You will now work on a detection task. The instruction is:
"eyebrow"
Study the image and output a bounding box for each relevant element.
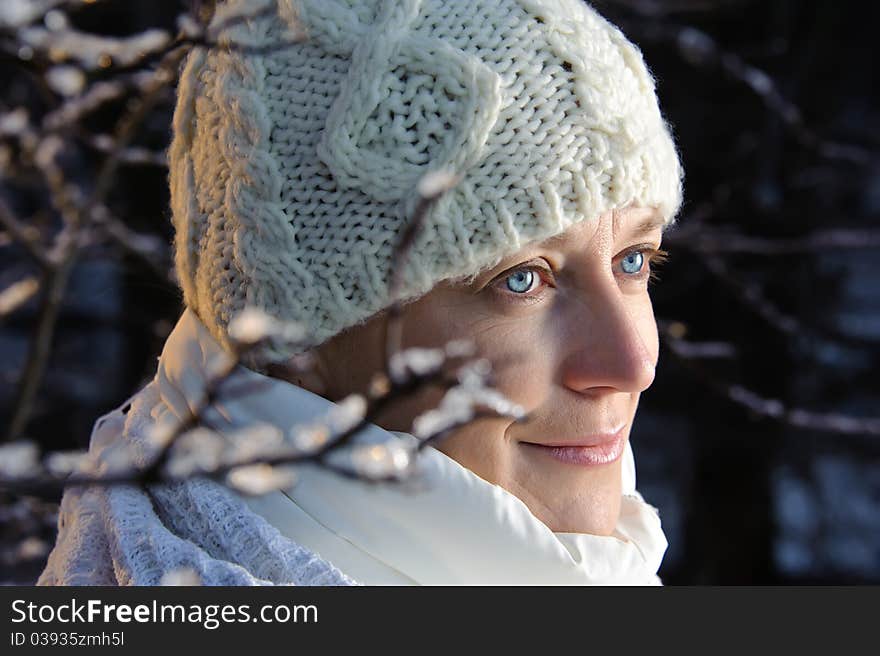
[541,212,666,248]
[628,215,667,239]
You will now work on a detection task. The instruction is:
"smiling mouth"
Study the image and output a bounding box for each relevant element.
[520,426,627,466]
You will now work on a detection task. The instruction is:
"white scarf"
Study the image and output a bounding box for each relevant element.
[158,309,669,585]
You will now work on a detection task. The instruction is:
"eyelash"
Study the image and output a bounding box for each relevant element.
[492,247,670,302]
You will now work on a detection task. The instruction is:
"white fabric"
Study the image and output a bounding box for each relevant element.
[39,307,667,585]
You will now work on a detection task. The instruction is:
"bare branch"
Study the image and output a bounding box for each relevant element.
[0,330,524,496]
[90,205,174,282]
[611,12,877,166]
[659,321,880,436]
[666,224,880,255]
[0,195,51,269]
[383,170,461,367]
[84,134,167,167]
[4,45,187,441]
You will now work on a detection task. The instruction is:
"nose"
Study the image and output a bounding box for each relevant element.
[559,285,657,396]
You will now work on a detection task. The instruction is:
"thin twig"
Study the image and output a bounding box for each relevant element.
[666,225,880,255]
[659,322,880,437]
[0,196,51,269]
[4,48,187,441]
[383,173,461,367]
[0,349,480,496]
[91,206,174,283]
[614,15,877,166]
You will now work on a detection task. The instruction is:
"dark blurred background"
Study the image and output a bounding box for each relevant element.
[1,0,878,584]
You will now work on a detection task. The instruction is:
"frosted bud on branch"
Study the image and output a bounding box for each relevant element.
[289,424,331,454]
[0,108,29,137]
[226,464,298,496]
[146,420,177,451]
[467,387,526,422]
[457,357,492,386]
[164,428,226,478]
[228,307,275,344]
[159,567,202,586]
[350,442,413,479]
[17,537,49,561]
[411,359,526,440]
[176,14,201,39]
[389,346,446,384]
[228,306,306,346]
[44,450,88,476]
[0,441,40,479]
[324,394,367,433]
[0,0,57,29]
[21,25,171,69]
[222,423,284,465]
[417,169,461,199]
[43,9,66,31]
[676,27,716,65]
[288,394,366,454]
[443,338,476,359]
[96,442,138,475]
[0,277,39,316]
[34,135,63,170]
[412,387,474,440]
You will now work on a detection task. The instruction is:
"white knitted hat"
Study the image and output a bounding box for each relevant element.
[169,0,684,362]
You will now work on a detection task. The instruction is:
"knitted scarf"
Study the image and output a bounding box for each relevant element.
[38,308,667,585]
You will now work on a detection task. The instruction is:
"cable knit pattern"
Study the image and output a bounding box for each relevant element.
[169,0,684,362]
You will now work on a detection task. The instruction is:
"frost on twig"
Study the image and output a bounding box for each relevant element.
[349,442,413,479]
[228,306,308,347]
[0,276,39,317]
[411,358,526,445]
[0,0,63,30]
[226,464,298,496]
[162,428,226,478]
[159,567,202,586]
[416,169,461,200]
[0,441,41,479]
[0,108,29,137]
[43,450,88,477]
[19,22,172,69]
[44,65,85,97]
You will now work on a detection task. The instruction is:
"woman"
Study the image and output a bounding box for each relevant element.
[39,0,683,585]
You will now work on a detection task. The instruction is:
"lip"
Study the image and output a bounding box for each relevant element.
[520,425,627,467]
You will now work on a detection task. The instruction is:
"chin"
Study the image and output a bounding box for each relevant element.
[534,474,624,535]
[548,500,622,535]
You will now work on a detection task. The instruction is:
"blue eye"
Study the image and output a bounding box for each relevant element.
[620,251,644,275]
[506,269,536,293]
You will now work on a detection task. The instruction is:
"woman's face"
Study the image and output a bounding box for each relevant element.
[306,205,666,535]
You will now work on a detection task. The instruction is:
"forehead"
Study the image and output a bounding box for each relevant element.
[539,206,665,249]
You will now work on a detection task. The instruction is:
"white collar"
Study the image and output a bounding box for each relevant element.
[156,308,668,585]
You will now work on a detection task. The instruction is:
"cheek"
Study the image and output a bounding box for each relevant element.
[476,324,555,410]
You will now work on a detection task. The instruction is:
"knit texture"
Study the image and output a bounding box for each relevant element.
[170,0,684,361]
[37,379,357,586]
